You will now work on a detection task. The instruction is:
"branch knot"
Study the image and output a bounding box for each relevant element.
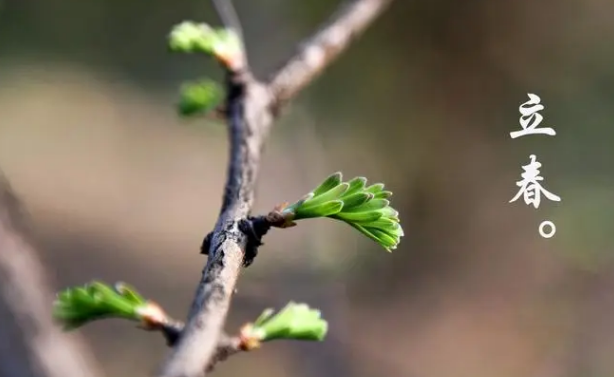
[201,216,273,267]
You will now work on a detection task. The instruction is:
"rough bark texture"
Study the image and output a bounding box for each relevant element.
[159,72,274,377]
[160,1,393,376]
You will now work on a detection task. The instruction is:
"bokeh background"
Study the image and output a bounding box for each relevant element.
[1,0,614,377]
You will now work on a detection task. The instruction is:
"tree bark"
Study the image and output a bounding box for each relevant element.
[160,1,393,375]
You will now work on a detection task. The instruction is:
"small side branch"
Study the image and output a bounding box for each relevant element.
[268,0,392,107]
[211,0,246,57]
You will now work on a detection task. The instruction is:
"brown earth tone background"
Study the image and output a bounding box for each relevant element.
[1,1,614,377]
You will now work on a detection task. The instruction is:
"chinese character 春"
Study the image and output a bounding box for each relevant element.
[510,93,556,139]
[510,154,561,208]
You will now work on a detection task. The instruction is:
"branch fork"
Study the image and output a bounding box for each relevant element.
[50,1,395,376]
[163,3,394,375]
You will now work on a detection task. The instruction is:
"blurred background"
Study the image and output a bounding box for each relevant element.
[1,0,614,376]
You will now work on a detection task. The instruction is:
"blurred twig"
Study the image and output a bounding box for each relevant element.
[268,0,393,109]
[0,174,103,377]
[211,0,246,59]
[159,0,393,376]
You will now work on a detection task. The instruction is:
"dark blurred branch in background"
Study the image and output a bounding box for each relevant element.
[0,175,103,377]
[160,0,392,376]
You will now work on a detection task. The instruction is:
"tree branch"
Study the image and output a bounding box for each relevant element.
[159,1,392,376]
[0,175,103,377]
[268,0,392,107]
[159,69,274,377]
[159,321,243,373]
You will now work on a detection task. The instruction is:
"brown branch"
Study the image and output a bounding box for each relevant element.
[159,68,274,377]
[0,175,103,377]
[159,1,392,376]
[159,321,244,373]
[268,0,393,108]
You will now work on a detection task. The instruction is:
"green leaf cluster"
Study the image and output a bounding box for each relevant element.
[53,281,147,330]
[177,79,224,116]
[282,172,403,251]
[168,21,240,57]
[248,302,328,342]
[168,21,240,117]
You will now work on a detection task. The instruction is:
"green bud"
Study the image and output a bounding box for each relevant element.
[177,79,224,117]
[53,281,149,330]
[168,22,217,54]
[168,21,242,65]
[247,302,328,342]
[282,172,404,251]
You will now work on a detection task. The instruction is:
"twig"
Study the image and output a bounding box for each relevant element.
[0,175,104,377]
[211,0,246,57]
[268,0,393,108]
[159,68,274,377]
[159,320,243,373]
[159,1,393,375]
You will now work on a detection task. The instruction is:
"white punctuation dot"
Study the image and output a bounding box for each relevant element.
[539,220,556,238]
